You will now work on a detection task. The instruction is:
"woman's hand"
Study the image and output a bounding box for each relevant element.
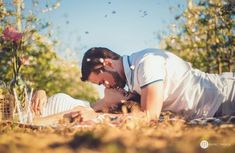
[64,106,97,122]
[31,90,47,116]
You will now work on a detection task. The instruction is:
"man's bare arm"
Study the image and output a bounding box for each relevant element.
[141,81,164,121]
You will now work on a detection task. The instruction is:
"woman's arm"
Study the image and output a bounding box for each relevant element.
[31,90,47,116]
[33,106,146,126]
[32,106,97,126]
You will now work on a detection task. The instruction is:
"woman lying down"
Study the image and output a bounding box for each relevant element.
[32,88,142,126]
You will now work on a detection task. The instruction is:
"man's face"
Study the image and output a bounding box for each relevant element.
[88,69,126,89]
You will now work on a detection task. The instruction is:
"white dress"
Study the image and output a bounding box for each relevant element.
[41,93,90,117]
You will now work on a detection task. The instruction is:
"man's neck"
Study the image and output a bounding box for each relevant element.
[112,57,126,82]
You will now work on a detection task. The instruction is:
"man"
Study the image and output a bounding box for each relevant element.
[81,47,235,120]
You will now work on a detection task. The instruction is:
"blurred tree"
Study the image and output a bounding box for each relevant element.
[0,0,99,102]
[161,0,234,73]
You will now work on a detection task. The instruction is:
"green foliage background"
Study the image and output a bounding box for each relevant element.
[0,0,99,102]
[161,0,234,73]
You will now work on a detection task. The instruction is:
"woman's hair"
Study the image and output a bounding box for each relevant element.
[109,92,141,114]
[81,47,121,81]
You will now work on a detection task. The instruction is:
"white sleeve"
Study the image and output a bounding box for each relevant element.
[137,55,165,88]
[42,93,90,116]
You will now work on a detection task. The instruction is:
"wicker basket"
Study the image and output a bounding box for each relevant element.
[0,94,14,121]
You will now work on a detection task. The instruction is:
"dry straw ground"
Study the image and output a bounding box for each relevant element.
[0,115,235,153]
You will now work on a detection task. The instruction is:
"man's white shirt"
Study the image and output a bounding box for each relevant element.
[123,48,233,119]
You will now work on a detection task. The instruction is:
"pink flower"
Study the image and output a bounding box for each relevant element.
[2,27,23,42]
[20,56,30,66]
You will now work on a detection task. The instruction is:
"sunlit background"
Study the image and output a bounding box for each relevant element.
[24,0,185,58]
[22,0,186,96]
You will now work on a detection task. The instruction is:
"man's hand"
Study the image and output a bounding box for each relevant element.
[31,90,47,116]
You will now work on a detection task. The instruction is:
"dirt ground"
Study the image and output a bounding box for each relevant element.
[0,117,235,153]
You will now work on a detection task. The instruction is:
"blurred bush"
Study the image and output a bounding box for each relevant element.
[0,0,99,102]
[161,0,234,73]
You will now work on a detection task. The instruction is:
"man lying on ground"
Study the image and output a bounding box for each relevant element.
[80,47,235,121]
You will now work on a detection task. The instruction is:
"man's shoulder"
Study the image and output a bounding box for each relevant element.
[131,48,164,55]
[129,48,168,64]
[131,48,169,58]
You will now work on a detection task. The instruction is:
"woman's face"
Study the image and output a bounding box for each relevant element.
[88,70,125,89]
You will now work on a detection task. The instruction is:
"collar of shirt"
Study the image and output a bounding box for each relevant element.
[122,55,134,92]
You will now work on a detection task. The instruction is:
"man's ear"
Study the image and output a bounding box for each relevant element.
[103,58,113,67]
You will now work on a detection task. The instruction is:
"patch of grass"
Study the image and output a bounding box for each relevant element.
[0,119,235,153]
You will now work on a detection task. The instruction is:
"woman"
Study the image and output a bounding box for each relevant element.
[31,88,141,125]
